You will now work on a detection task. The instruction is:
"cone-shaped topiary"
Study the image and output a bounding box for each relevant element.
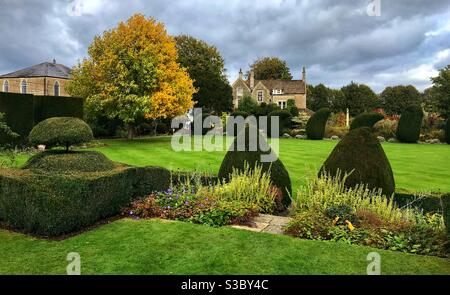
[29,117,93,151]
[445,120,450,144]
[23,150,116,173]
[218,126,292,208]
[320,127,395,197]
[306,108,331,140]
[350,112,384,131]
[396,105,424,143]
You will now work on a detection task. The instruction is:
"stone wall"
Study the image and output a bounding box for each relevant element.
[0,77,70,97]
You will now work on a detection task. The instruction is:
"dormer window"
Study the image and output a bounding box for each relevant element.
[273,89,283,95]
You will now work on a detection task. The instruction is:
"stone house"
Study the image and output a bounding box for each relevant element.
[231,67,307,110]
[0,60,71,97]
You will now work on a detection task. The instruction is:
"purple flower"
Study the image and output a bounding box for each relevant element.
[129,211,134,215]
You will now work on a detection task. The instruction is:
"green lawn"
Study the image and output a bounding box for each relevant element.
[1,219,449,275]
[89,137,450,193]
[6,137,450,193]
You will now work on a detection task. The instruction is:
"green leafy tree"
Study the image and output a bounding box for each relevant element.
[340,82,378,116]
[380,85,421,115]
[67,14,196,139]
[307,84,332,111]
[237,95,258,114]
[422,87,440,113]
[175,35,232,114]
[247,57,293,80]
[431,65,450,118]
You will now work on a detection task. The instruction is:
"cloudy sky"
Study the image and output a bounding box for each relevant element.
[1,0,449,92]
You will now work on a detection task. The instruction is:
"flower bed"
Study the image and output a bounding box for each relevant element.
[286,172,449,257]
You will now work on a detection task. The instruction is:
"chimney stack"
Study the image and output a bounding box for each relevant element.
[250,70,255,89]
[302,66,306,82]
[239,68,243,80]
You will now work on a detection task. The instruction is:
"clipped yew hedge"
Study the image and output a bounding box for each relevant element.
[218,127,292,207]
[441,194,450,235]
[306,108,331,140]
[350,112,384,131]
[0,154,170,236]
[320,127,395,197]
[29,117,93,150]
[396,105,424,143]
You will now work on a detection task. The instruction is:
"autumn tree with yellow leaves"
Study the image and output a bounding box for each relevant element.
[67,14,196,138]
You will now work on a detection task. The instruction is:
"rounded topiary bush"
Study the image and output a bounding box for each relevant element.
[29,117,93,151]
[445,120,450,144]
[23,150,117,173]
[218,127,292,207]
[306,108,331,140]
[320,127,395,197]
[396,106,424,143]
[350,112,384,131]
[268,110,292,137]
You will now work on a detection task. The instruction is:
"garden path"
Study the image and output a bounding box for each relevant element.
[230,214,292,235]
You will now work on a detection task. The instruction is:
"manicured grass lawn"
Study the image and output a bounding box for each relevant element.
[5,136,450,193]
[92,137,450,193]
[1,219,449,275]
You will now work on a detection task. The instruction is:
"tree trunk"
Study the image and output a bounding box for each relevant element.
[127,124,134,139]
[153,119,158,136]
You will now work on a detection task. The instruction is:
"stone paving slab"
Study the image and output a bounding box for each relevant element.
[230,214,292,235]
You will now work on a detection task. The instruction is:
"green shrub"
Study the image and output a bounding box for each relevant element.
[320,127,395,197]
[268,110,292,137]
[374,119,398,139]
[393,191,443,214]
[23,151,116,172]
[201,164,278,213]
[441,194,450,235]
[293,171,408,223]
[231,111,249,118]
[0,165,170,236]
[350,112,384,130]
[306,108,331,140]
[218,127,292,207]
[445,120,450,144]
[29,117,93,151]
[396,105,424,143]
[286,99,299,117]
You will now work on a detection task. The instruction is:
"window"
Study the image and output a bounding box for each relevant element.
[273,89,283,95]
[3,80,9,92]
[54,81,60,96]
[237,87,243,98]
[21,80,27,94]
[277,101,287,109]
[257,90,263,102]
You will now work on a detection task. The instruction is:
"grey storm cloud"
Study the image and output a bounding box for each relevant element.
[1,0,450,92]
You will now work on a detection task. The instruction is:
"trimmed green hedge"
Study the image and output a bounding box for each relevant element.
[218,127,292,207]
[0,93,34,144]
[320,127,395,197]
[396,105,424,143]
[441,194,450,235]
[29,117,93,150]
[23,151,117,173]
[393,192,443,214]
[350,112,384,131]
[445,120,450,145]
[306,108,331,140]
[0,165,170,236]
[268,110,292,137]
[0,93,83,144]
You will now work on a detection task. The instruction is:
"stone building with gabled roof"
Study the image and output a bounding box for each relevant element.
[0,60,71,97]
[231,67,307,110]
